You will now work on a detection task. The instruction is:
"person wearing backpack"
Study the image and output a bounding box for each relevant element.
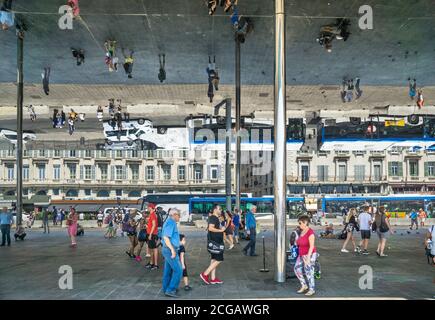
[425,225,435,265]
[372,206,393,257]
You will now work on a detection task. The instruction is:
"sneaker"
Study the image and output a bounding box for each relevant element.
[305,289,315,296]
[242,249,248,256]
[135,256,142,262]
[250,253,258,257]
[184,285,192,291]
[151,265,159,270]
[380,253,388,257]
[362,250,369,255]
[297,285,308,294]
[164,291,179,298]
[145,254,151,258]
[145,263,153,269]
[200,273,210,285]
[210,278,223,285]
[228,244,234,250]
[341,249,349,253]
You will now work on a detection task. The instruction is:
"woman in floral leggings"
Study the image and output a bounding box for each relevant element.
[294,215,318,296]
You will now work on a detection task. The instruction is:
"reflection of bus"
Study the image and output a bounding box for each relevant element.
[138,193,250,222]
[321,195,435,218]
[189,196,306,219]
[320,116,435,151]
[187,116,305,145]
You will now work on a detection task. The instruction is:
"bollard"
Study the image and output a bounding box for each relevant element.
[259,236,269,272]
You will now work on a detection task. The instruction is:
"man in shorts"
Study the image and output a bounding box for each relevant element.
[357,205,372,255]
[145,203,159,270]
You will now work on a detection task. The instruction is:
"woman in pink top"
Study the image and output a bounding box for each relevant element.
[67,207,79,247]
[67,0,80,18]
[294,215,317,296]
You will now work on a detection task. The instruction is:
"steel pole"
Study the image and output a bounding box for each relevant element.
[16,30,24,226]
[235,36,241,212]
[274,0,287,283]
[225,98,232,212]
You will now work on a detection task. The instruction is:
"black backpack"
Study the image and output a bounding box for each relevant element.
[157,210,167,228]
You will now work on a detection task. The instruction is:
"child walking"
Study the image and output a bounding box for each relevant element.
[179,234,192,291]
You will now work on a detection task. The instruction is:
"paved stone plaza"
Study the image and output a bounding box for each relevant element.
[0,226,433,300]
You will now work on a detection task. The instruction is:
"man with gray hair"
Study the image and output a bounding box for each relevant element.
[161,208,182,298]
[243,204,258,256]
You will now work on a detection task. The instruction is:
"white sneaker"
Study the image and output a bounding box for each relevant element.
[341,249,349,253]
[297,286,308,294]
[145,254,151,258]
[305,289,315,296]
[228,244,234,250]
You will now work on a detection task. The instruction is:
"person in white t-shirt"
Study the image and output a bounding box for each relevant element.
[357,205,373,255]
[97,211,104,227]
[425,225,435,265]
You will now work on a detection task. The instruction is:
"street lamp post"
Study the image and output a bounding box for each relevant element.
[235,33,241,212]
[16,28,25,226]
[274,0,287,283]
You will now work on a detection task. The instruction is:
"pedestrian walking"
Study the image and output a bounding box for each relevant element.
[145,204,160,270]
[425,225,435,265]
[242,204,257,256]
[61,111,66,127]
[162,208,183,298]
[408,78,417,101]
[104,40,117,72]
[179,234,192,291]
[104,213,114,238]
[417,89,424,109]
[66,207,79,248]
[123,209,138,259]
[41,67,50,95]
[206,56,219,103]
[68,117,75,135]
[200,205,225,285]
[355,77,363,99]
[135,211,148,262]
[373,206,393,257]
[27,105,36,121]
[232,209,240,244]
[223,210,234,250]
[52,206,58,225]
[294,215,318,296]
[0,0,14,31]
[419,208,427,227]
[341,208,359,253]
[0,207,13,246]
[357,205,372,255]
[158,54,166,83]
[410,209,419,230]
[122,48,134,78]
[60,209,65,227]
[71,48,85,66]
[41,208,50,234]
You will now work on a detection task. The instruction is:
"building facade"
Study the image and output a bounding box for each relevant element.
[0,148,227,200]
[242,149,435,197]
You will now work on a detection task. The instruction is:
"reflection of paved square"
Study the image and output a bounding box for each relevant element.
[0,227,433,299]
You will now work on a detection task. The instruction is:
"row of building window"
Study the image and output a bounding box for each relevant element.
[298,162,435,182]
[3,164,221,182]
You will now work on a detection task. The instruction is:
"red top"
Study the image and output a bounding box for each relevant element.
[296,228,317,256]
[146,211,158,235]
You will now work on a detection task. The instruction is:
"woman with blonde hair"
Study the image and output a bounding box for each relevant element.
[341,208,359,253]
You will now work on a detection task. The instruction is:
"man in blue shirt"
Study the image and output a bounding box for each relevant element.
[0,207,13,246]
[243,204,258,256]
[410,209,418,230]
[0,0,14,31]
[161,208,182,298]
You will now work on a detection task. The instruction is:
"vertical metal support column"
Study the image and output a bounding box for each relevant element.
[225,98,232,212]
[274,0,287,283]
[16,30,24,226]
[235,36,241,212]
